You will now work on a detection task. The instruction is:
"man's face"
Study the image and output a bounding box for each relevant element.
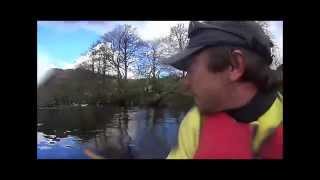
[183,49,233,115]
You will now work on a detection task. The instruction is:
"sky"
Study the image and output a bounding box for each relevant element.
[37,21,283,83]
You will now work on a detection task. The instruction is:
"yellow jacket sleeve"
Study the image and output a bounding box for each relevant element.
[167,106,201,159]
[252,97,283,154]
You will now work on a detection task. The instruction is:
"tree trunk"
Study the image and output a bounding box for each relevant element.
[152,52,156,80]
[91,61,95,73]
[98,58,101,74]
[102,57,107,84]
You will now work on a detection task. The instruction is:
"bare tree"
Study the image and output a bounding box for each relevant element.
[145,39,163,80]
[120,25,145,80]
[76,61,91,71]
[169,24,189,52]
[77,40,115,84]
[167,24,189,77]
[100,24,145,101]
[83,40,103,73]
[256,21,282,69]
[135,37,178,79]
[93,43,114,84]
[102,27,124,86]
[102,24,145,80]
[98,44,112,78]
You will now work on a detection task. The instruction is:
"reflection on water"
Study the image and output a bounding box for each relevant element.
[37,106,188,159]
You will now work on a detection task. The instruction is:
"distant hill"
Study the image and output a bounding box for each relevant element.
[37,68,117,107]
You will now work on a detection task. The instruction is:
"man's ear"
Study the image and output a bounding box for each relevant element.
[228,49,246,81]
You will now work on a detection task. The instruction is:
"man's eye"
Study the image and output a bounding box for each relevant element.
[186,70,192,77]
[187,66,194,75]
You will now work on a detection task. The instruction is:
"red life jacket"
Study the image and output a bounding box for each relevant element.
[193,112,283,159]
[258,124,283,159]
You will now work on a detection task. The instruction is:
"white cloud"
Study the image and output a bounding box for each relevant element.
[59,42,106,70]
[38,21,190,41]
[127,70,135,79]
[38,21,81,33]
[37,51,57,84]
[37,48,76,84]
[268,21,283,58]
[38,21,282,49]
[133,21,189,40]
[62,54,90,69]
[77,21,119,35]
[38,21,118,35]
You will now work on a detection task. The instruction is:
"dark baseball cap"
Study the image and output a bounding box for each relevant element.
[160,21,274,71]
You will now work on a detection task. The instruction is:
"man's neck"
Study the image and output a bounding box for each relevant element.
[224,83,258,111]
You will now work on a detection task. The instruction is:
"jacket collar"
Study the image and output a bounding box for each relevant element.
[226,88,278,123]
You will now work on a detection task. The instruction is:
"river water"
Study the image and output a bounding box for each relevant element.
[37,105,189,159]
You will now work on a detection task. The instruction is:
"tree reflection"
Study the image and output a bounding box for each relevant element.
[38,106,186,159]
[84,106,133,158]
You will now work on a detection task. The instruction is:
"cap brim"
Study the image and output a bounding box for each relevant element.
[160,46,204,71]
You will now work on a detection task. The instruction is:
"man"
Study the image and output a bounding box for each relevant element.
[161,21,283,159]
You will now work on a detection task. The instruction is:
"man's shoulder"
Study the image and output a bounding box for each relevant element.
[180,106,201,131]
[166,106,201,159]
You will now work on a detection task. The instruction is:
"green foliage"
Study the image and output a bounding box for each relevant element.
[38,69,193,108]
